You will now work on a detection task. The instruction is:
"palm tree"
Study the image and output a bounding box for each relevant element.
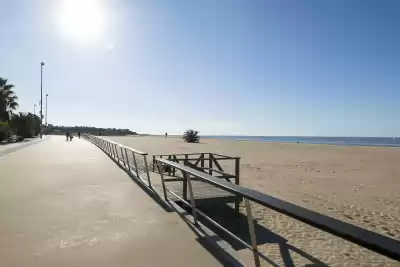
[0,77,19,121]
[182,129,200,143]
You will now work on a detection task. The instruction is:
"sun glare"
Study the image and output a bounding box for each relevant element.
[58,0,105,43]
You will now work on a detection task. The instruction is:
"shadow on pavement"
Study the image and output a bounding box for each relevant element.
[184,203,329,267]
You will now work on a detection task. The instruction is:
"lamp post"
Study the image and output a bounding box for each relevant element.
[34,104,36,116]
[45,94,48,125]
[40,61,45,139]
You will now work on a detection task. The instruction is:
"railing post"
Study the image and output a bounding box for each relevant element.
[183,176,188,201]
[235,157,241,213]
[113,144,117,158]
[110,143,114,157]
[172,156,176,177]
[183,155,189,200]
[143,155,152,188]
[120,146,126,167]
[209,153,213,175]
[152,156,155,172]
[245,199,261,267]
[115,144,119,159]
[184,171,198,225]
[156,161,168,200]
[124,148,131,171]
[168,156,172,176]
[132,151,140,179]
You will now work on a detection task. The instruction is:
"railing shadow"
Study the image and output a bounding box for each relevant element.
[186,203,329,267]
[168,203,245,267]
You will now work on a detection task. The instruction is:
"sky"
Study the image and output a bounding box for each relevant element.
[0,0,399,136]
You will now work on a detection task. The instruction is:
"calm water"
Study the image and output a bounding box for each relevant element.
[201,136,400,147]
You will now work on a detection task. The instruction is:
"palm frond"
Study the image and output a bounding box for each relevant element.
[8,102,19,110]
[0,77,8,87]
[3,84,15,91]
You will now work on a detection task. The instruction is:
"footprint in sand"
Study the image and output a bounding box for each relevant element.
[344,214,354,220]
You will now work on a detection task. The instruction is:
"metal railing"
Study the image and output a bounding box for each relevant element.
[155,158,400,266]
[83,134,152,187]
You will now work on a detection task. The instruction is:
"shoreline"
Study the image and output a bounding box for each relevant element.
[144,134,400,148]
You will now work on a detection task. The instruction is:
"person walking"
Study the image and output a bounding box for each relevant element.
[78,132,81,139]
[66,132,69,141]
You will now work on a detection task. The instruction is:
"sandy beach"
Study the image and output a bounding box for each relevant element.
[107,135,400,266]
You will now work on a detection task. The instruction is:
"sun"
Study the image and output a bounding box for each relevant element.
[58,0,105,43]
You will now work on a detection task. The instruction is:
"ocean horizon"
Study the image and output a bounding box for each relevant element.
[200,135,400,147]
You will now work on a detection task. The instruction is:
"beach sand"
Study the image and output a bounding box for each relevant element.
[107,135,400,266]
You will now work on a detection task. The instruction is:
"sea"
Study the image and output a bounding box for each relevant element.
[201,136,400,147]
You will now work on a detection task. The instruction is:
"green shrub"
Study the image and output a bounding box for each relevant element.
[9,113,40,138]
[0,121,9,141]
[182,129,200,143]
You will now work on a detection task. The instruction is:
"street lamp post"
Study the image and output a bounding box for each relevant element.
[40,62,45,139]
[34,104,36,116]
[45,94,48,125]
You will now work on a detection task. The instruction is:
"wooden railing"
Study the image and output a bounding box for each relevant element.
[153,152,241,210]
[155,158,400,266]
[83,134,152,187]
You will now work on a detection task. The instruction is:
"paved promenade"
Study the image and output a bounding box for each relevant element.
[0,136,224,267]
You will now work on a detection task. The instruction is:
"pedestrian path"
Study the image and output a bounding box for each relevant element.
[0,137,43,158]
[0,136,225,267]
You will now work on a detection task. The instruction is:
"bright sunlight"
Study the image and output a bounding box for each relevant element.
[58,0,105,43]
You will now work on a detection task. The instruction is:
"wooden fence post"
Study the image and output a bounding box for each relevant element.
[235,157,241,213]
[209,153,213,175]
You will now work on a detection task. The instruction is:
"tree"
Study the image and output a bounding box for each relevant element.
[0,120,9,141]
[0,77,19,121]
[182,129,200,143]
[9,112,40,138]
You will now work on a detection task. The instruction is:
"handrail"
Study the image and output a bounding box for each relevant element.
[155,158,400,263]
[83,134,152,187]
[153,152,239,159]
[91,135,147,155]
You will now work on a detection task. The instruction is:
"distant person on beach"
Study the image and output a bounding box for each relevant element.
[78,132,81,139]
[66,132,69,141]
[165,132,168,138]
[69,134,73,141]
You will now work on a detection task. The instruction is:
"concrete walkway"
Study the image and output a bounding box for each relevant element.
[0,137,43,158]
[0,136,224,267]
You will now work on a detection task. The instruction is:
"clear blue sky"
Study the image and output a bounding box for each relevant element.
[1,0,399,136]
